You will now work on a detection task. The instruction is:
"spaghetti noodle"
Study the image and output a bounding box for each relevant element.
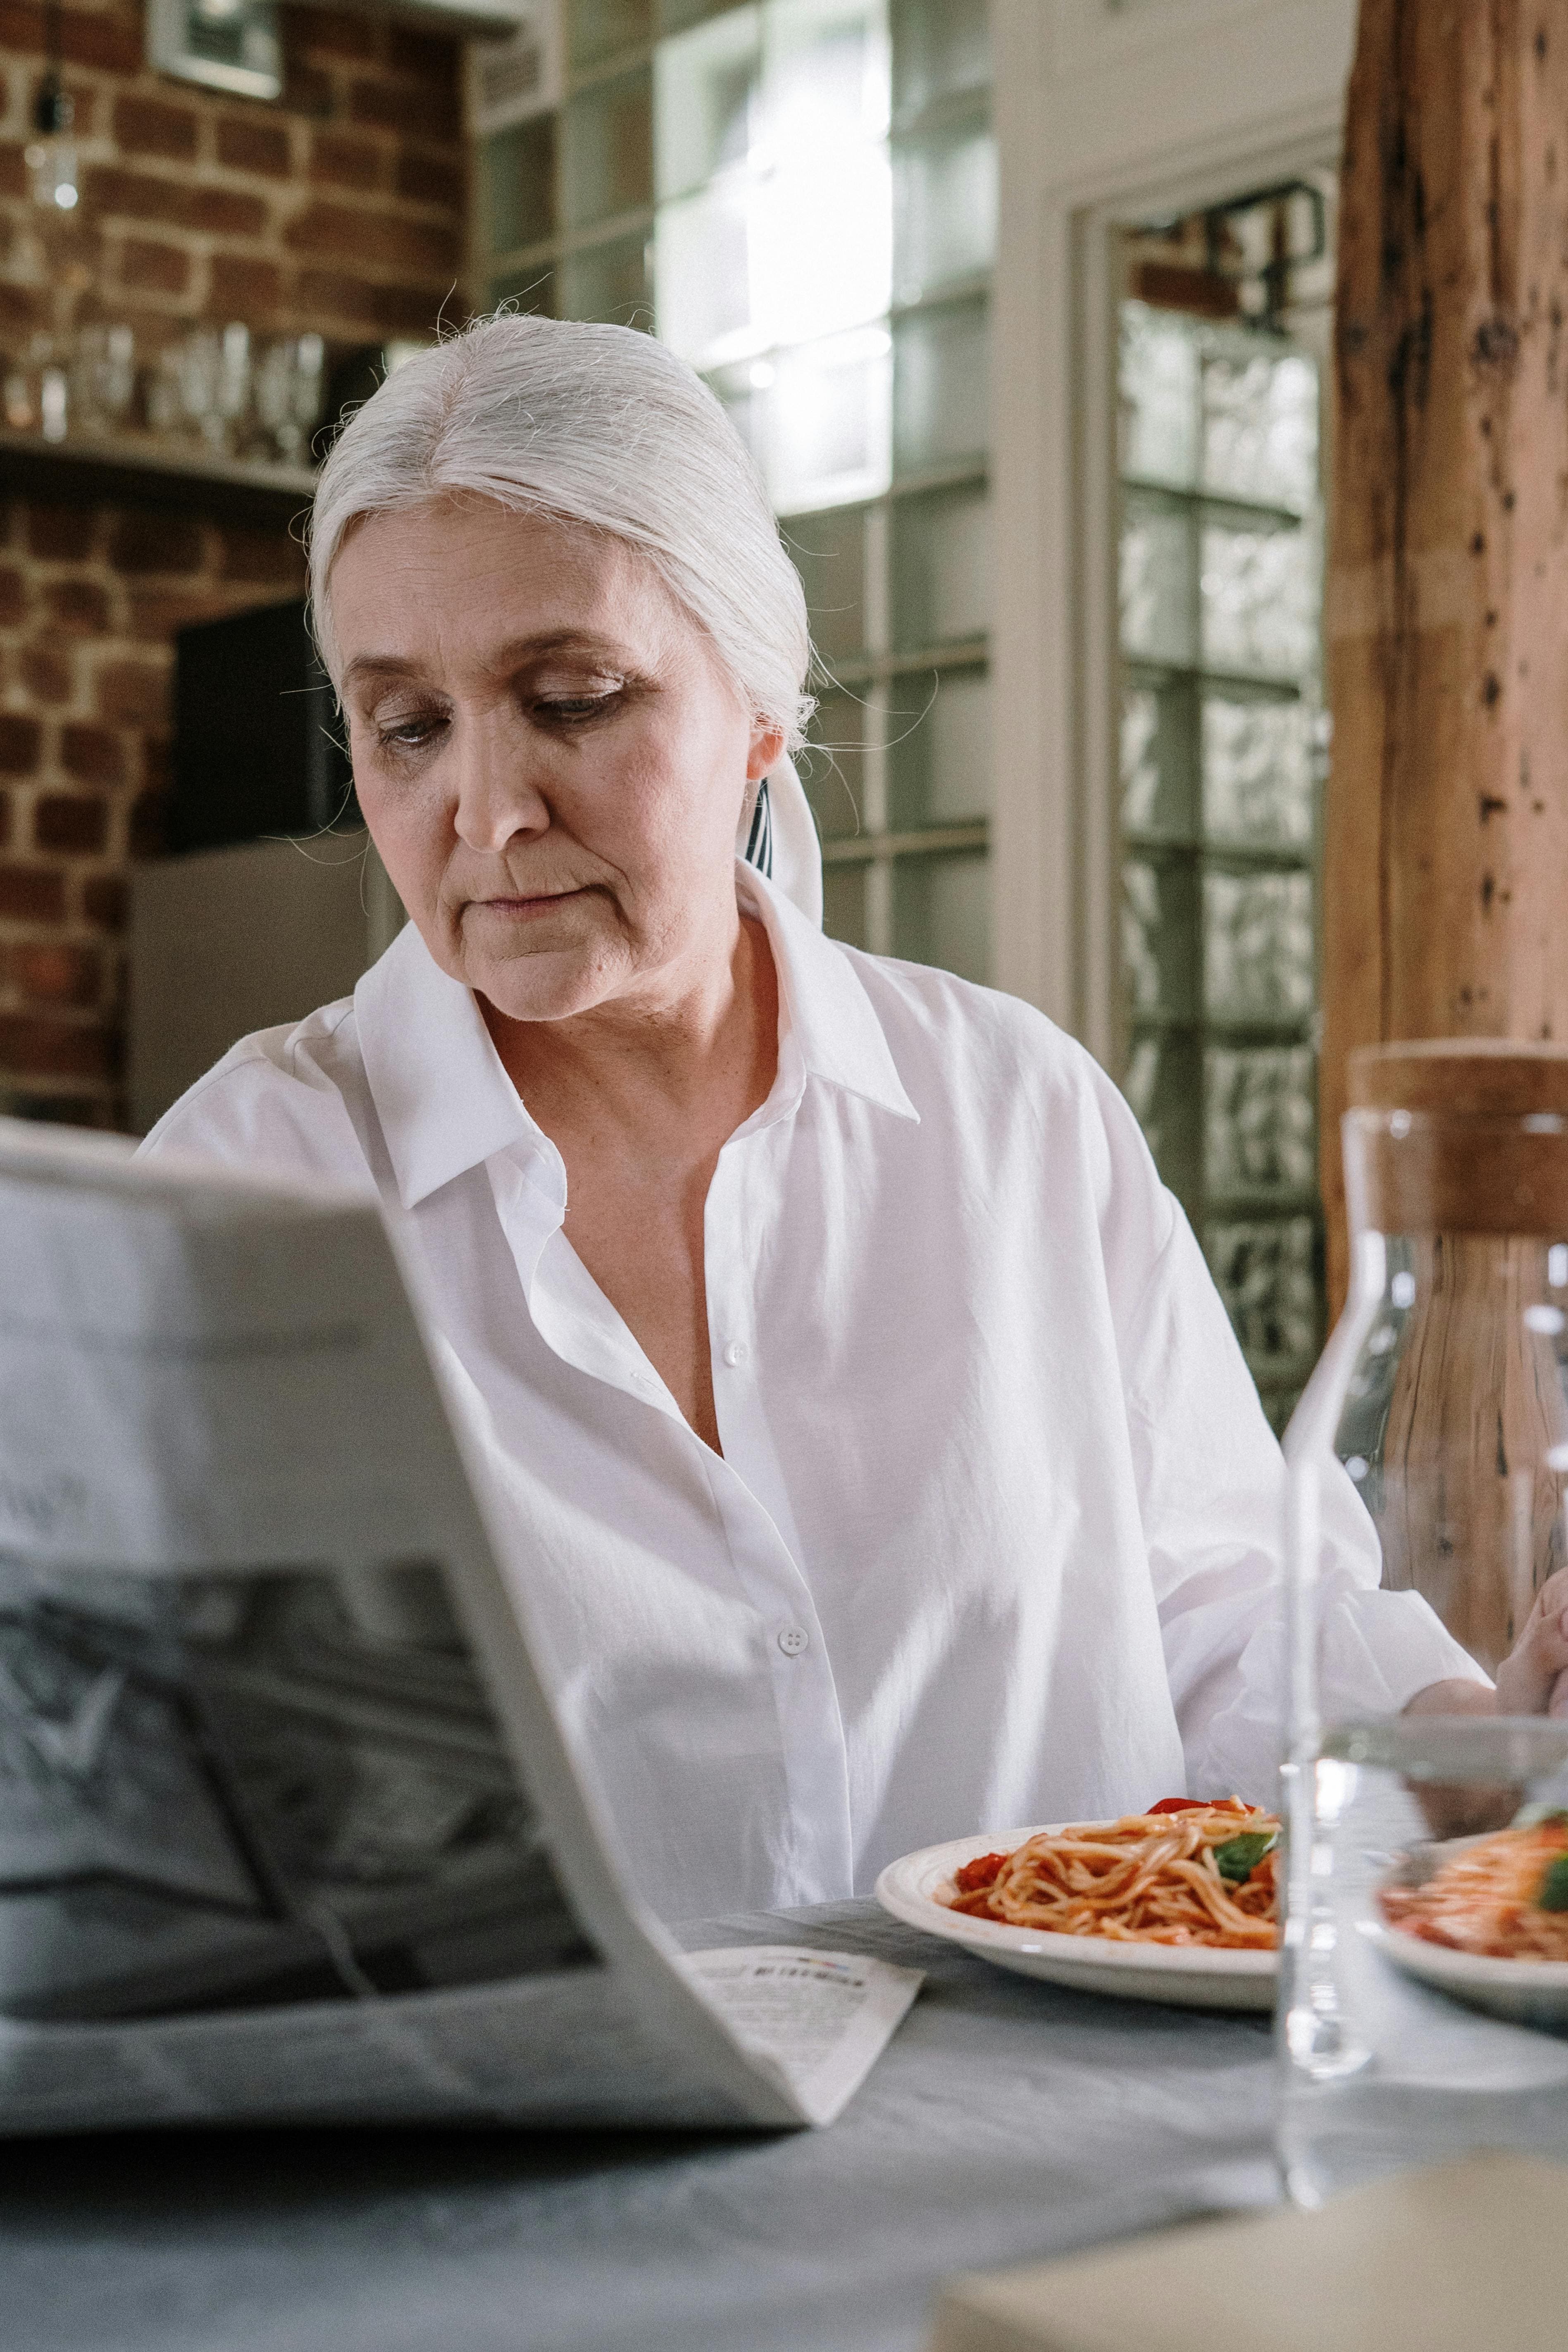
[1380,1817,1568,1961]
[943,1797,1280,1950]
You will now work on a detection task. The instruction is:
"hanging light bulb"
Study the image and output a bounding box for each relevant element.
[26,2,79,214]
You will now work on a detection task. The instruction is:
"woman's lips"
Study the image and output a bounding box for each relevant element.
[472,887,585,917]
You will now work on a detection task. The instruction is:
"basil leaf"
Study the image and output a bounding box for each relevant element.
[1536,1855,1568,1912]
[1212,1830,1279,1885]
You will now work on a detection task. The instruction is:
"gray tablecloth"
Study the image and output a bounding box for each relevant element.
[1,1901,1282,2352]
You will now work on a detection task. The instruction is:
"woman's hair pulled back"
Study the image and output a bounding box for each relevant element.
[308,313,812,751]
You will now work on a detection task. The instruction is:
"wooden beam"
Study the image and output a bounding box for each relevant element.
[1321,0,1568,1306]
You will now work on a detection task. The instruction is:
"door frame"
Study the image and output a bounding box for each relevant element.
[988,0,1355,1062]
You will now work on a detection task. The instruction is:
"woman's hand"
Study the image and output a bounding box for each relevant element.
[1493,1567,1568,1718]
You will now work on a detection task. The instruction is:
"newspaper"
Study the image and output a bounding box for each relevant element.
[0,1120,920,2135]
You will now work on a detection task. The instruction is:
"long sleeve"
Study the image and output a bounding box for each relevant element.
[1101,1121,1484,1799]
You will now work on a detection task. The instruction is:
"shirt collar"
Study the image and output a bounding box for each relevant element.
[356,861,917,1211]
[737,863,917,1125]
[355,920,541,1209]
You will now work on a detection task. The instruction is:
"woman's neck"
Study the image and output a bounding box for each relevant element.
[481,906,781,1153]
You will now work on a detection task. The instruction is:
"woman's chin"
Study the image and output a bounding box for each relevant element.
[468,949,629,1029]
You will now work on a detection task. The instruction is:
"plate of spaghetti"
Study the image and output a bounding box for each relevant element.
[1369,1814,1568,2027]
[874,1798,1280,2013]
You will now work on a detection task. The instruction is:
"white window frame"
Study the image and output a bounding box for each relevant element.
[987,0,1354,1054]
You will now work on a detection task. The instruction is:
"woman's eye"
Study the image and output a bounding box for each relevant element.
[375,711,445,751]
[535,688,623,725]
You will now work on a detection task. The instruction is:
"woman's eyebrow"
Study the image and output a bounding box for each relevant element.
[343,630,632,689]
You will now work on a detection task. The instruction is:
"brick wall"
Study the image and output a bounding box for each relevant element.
[0,0,469,1127]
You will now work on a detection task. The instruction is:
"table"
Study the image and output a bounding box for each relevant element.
[1,1900,1282,2352]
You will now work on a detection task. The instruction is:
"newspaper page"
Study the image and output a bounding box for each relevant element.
[0,1121,920,2135]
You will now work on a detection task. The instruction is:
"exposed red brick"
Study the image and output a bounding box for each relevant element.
[0,143,27,201]
[25,508,97,562]
[310,130,384,192]
[394,147,463,209]
[0,791,11,848]
[106,512,205,577]
[0,863,63,921]
[0,714,41,774]
[0,567,27,626]
[95,659,170,727]
[35,794,108,853]
[87,166,268,240]
[117,238,191,296]
[297,268,453,338]
[216,114,293,178]
[62,723,125,786]
[82,874,129,933]
[126,587,233,643]
[281,60,334,119]
[207,255,286,317]
[0,2,143,71]
[0,1015,111,1081]
[19,645,72,704]
[112,95,200,162]
[284,198,459,275]
[44,579,110,635]
[216,527,308,586]
[10,941,101,1008]
[349,78,460,143]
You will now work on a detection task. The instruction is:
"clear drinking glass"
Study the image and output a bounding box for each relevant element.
[1280,1046,1568,2205]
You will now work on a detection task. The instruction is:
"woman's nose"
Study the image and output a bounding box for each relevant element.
[451,716,550,852]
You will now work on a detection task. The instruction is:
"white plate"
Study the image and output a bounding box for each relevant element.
[874,1826,1278,2014]
[1368,1900,1568,2031]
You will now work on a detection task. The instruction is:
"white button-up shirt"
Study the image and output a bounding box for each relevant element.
[141,866,1478,1922]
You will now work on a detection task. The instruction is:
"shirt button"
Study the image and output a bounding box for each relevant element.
[777,1625,809,1659]
[722,1341,749,1368]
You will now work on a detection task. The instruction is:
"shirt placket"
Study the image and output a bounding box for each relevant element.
[703,1110,854,1906]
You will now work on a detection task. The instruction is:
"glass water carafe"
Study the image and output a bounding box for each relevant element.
[1280,1044,1568,2205]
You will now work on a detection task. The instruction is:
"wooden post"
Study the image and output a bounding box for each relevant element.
[1321,0,1568,1311]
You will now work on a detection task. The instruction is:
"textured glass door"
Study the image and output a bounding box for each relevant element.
[1118,188,1332,1428]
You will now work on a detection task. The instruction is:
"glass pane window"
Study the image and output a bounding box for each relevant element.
[893,295,987,473]
[1115,197,1330,1421]
[484,117,556,257]
[561,67,654,231]
[1206,1215,1319,1380]
[654,0,891,375]
[892,852,987,984]
[889,663,989,825]
[891,481,990,650]
[892,122,996,301]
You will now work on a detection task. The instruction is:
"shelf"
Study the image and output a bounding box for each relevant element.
[0,428,317,527]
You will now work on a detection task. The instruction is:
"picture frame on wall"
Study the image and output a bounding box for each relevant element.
[146,0,284,102]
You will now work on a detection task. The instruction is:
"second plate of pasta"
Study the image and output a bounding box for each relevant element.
[874,1810,1280,2014]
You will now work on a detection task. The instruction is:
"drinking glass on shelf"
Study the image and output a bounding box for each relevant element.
[69,325,136,437]
[1279,1044,1568,2207]
[216,322,251,450]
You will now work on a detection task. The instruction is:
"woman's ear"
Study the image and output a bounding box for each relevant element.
[746,718,786,782]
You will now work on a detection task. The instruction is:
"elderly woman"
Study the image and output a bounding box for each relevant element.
[141,315,1562,1923]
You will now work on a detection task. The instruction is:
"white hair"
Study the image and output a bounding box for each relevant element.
[307,313,813,753]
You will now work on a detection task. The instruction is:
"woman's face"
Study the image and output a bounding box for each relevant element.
[330,496,783,1024]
